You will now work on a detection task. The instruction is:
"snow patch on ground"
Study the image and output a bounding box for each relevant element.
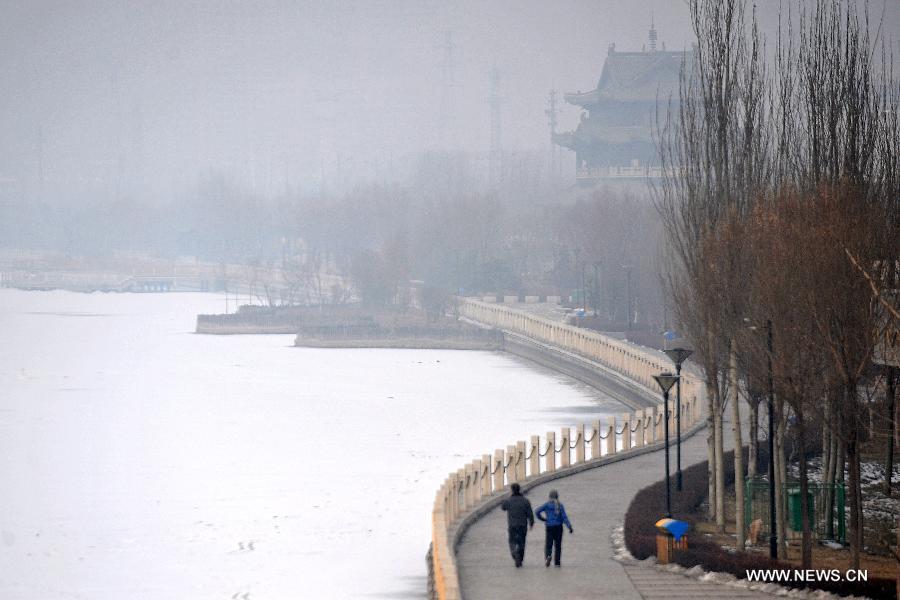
[609,523,859,599]
[610,525,639,563]
[788,456,900,546]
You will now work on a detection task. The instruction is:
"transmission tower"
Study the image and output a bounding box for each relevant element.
[436,31,455,148]
[488,66,504,190]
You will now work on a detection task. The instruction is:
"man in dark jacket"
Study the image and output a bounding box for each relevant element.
[501,482,534,567]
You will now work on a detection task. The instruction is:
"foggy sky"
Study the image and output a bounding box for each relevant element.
[2,1,898,205]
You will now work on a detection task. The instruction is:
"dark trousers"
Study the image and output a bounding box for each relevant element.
[507,526,528,563]
[544,525,563,565]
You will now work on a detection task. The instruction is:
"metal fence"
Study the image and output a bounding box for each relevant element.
[744,477,846,545]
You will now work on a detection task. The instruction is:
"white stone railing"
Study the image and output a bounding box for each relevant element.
[430,298,705,600]
[458,298,702,405]
[430,400,701,599]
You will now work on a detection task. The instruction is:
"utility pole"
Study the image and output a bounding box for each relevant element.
[437,31,455,148]
[488,66,504,191]
[581,261,587,313]
[36,125,44,203]
[545,90,561,183]
[767,319,777,559]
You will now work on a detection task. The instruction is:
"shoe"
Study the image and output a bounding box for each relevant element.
[554,563,561,568]
[545,556,551,567]
[515,559,522,568]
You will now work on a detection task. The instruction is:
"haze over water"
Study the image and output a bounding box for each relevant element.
[0,290,622,599]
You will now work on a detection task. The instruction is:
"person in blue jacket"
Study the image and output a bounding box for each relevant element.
[535,489,573,567]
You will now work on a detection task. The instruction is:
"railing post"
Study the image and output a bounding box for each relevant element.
[482,454,492,496]
[506,445,517,484]
[668,398,675,437]
[546,431,556,472]
[606,416,616,456]
[591,420,601,459]
[472,459,483,500]
[559,428,570,468]
[469,459,481,506]
[450,473,459,519]
[516,440,527,481]
[458,468,468,511]
[493,449,505,492]
[443,477,451,524]
[621,413,631,451]
[634,410,644,447]
[574,424,585,464]
[529,435,540,478]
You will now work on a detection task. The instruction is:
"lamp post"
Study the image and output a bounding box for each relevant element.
[653,371,679,518]
[621,265,633,330]
[766,319,776,559]
[664,348,693,491]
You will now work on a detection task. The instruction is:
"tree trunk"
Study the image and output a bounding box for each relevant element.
[845,381,862,570]
[798,406,812,568]
[748,393,758,478]
[885,369,896,497]
[730,341,745,549]
[824,424,838,540]
[715,379,726,533]
[775,398,788,559]
[707,380,718,521]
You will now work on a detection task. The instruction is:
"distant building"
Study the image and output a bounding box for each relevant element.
[554,23,689,187]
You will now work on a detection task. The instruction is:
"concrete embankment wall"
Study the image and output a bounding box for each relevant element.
[458,298,703,405]
[294,324,504,351]
[429,298,706,600]
[502,334,658,410]
[196,313,302,334]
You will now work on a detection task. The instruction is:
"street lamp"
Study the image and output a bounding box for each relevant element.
[653,371,679,518]
[664,347,693,491]
[744,317,777,560]
[765,319,777,560]
[621,265,633,330]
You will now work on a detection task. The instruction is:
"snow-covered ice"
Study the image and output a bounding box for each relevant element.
[0,289,621,599]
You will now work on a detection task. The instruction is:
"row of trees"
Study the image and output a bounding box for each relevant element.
[658,0,899,568]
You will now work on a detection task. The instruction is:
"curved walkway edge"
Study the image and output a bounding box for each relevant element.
[455,415,778,600]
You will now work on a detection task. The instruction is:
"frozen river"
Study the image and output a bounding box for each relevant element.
[0,289,625,599]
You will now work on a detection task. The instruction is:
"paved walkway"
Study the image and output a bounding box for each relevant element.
[456,415,778,599]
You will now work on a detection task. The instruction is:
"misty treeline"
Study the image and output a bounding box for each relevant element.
[657,0,900,569]
[0,147,667,327]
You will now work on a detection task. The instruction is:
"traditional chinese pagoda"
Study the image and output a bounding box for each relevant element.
[554,23,689,187]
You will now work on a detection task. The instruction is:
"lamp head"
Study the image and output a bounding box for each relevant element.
[664,347,693,367]
[653,371,679,394]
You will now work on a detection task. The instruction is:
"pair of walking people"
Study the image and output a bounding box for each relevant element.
[500,483,573,568]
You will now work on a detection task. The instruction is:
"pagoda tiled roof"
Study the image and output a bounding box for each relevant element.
[566,49,689,107]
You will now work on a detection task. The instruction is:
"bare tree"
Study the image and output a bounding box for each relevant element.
[656,0,769,544]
